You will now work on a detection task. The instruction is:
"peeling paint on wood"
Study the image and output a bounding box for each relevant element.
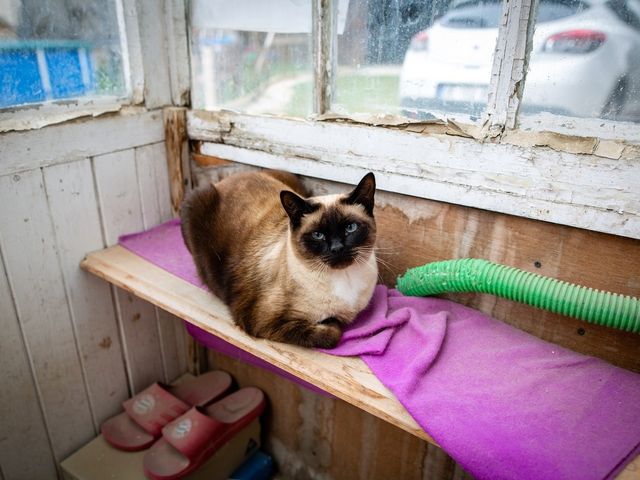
[312,0,337,114]
[501,129,636,159]
[0,111,164,177]
[187,111,640,239]
[485,0,537,130]
[192,153,234,167]
[119,0,145,104]
[93,149,167,393]
[164,107,190,216]
[0,100,124,133]
[164,0,191,106]
[135,0,173,108]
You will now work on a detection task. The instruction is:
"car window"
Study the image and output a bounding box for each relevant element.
[439,0,589,29]
[537,0,590,22]
[440,1,503,28]
[606,0,640,30]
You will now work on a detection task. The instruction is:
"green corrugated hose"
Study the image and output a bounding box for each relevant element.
[396,258,640,334]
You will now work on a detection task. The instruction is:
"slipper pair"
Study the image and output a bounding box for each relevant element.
[101,371,265,480]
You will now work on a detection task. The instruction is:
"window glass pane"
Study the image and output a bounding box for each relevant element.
[334,0,499,122]
[190,0,312,117]
[520,0,640,123]
[0,0,127,109]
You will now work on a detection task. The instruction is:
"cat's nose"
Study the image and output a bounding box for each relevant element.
[330,239,344,253]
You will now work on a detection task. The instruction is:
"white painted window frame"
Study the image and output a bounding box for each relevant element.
[0,0,141,132]
[187,0,640,240]
[0,0,190,133]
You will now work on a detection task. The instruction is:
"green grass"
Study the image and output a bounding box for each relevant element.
[286,73,400,117]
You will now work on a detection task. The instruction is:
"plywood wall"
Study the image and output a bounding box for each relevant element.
[0,122,189,478]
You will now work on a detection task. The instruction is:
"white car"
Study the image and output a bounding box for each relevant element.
[399,0,640,121]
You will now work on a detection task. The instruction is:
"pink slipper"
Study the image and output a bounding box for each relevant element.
[143,387,265,480]
[101,371,232,451]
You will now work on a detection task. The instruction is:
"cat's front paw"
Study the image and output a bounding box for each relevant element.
[262,315,343,348]
[310,321,342,349]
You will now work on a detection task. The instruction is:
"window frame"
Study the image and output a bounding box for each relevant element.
[0,0,190,133]
[186,0,640,240]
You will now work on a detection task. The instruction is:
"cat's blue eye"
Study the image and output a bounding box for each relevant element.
[311,231,325,240]
[345,223,358,233]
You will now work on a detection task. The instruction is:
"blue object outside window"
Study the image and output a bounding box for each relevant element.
[0,40,94,108]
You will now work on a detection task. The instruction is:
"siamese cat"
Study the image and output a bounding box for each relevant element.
[180,170,378,348]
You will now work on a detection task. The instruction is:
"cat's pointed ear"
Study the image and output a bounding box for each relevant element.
[344,172,375,216]
[280,190,316,228]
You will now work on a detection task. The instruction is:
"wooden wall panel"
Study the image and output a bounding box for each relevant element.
[93,149,167,393]
[136,142,189,382]
[0,111,182,478]
[92,143,189,392]
[372,199,640,373]
[43,159,130,428]
[0,110,163,177]
[0,170,94,461]
[0,253,56,479]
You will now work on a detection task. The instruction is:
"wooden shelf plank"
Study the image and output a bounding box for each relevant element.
[81,246,640,479]
[81,245,431,443]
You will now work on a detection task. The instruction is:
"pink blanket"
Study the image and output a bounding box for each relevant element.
[120,220,640,480]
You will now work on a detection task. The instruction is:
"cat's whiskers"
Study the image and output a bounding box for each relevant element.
[308,258,329,277]
[355,246,396,279]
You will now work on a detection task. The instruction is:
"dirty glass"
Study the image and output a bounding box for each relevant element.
[520,0,640,123]
[0,0,127,109]
[190,0,313,117]
[333,0,499,122]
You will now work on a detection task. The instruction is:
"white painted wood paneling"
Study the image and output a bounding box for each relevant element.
[0,111,164,177]
[136,143,171,227]
[113,289,165,393]
[485,0,536,129]
[0,170,94,461]
[0,127,177,476]
[43,160,130,428]
[0,253,56,479]
[156,308,189,383]
[136,142,189,383]
[93,149,166,394]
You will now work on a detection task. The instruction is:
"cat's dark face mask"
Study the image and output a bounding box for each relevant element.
[281,173,377,270]
[301,208,374,268]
